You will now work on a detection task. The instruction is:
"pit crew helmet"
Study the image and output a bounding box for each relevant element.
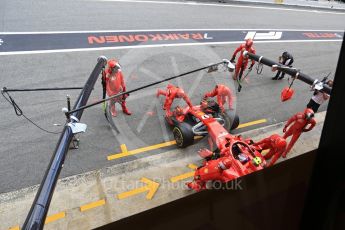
[245,38,253,48]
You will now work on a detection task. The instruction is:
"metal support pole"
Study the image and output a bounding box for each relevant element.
[22,56,107,230]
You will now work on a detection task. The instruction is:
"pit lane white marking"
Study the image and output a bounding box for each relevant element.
[245,31,283,40]
[97,0,345,15]
[0,29,343,35]
[0,39,342,56]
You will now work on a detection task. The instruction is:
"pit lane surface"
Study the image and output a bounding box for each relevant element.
[0,0,343,193]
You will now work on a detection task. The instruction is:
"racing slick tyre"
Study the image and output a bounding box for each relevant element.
[230,113,240,130]
[220,111,240,131]
[173,122,194,148]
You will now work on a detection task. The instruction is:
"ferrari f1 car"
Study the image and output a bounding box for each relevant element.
[165,98,240,148]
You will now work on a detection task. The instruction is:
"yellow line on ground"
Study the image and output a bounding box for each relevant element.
[120,144,128,154]
[45,211,66,224]
[9,212,66,229]
[170,164,198,183]
[237,119,267,129]
[170,171,195,183]
[108,140,176,160]
[188,163,198,170]
[117,186,148,200]
[79,199,106,212]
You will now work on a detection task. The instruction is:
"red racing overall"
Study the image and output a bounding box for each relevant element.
[186,157,232,191]
[253,134,287,167]
[231,39,256,80]
[282,108,316,157]
[105,59,131,117]
[203,84,234,112]
[156,84,193,116]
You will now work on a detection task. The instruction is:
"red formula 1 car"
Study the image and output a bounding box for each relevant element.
[166,99,240,148]
[186,111,267,191]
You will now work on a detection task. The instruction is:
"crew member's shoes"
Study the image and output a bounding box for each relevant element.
[122,107,132,115]
[111,105,117,117]
[272,76,278,80]
[278,76,284,80]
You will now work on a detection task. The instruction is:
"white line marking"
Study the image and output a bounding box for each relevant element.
[136,100,156,133]
[0,39,342,56]
[96,0,345,15]
[155,100,170,142]
[0,28,343,35]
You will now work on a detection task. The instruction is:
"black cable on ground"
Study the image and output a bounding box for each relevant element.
[1,89,64,134]
[2,86,83,92]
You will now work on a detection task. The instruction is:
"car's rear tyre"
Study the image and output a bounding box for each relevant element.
[173,122,194,148]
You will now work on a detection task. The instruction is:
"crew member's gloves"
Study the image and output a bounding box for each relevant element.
[122,93,130,100]
[283,126,287,133]
[302,128,312,132]
[230,56,235,63]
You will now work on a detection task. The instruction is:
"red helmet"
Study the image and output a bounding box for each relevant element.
[166,84,175,96]
[245,38,253,48]
[304,108,315,120]
[108,59,121,71]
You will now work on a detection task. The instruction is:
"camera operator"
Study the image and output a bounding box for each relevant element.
[306,79,333,112]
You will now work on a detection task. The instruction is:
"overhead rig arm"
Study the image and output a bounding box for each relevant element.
[65,60,229,116]
[243,51,332,95]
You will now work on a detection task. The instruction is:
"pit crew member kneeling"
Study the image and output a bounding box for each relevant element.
[253,134,287,167]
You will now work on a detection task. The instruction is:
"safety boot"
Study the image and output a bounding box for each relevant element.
[121,102,132,115]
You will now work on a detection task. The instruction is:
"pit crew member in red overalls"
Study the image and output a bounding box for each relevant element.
[253,134,287,167]
[230,38,256,81]
[105,59,131,117]
[156,84,193,116]
[282,108,316,158]
[203,84,234,112]
[186,157,232,191]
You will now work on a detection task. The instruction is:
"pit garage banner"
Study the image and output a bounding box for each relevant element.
[0,29,343,54]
